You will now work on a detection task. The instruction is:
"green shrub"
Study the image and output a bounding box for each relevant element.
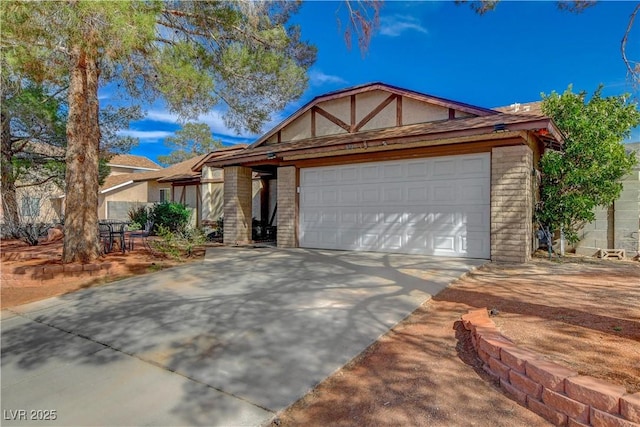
[128,205,149,229]
[150,224,205,260]
[149,202,191,233]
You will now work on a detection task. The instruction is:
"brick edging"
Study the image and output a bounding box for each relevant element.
[461,308,640,426]
[6,262,113,285]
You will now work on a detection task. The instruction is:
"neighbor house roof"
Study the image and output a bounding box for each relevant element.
[107,154,161,171]
[156,154,209,183]
[493,101,544,116]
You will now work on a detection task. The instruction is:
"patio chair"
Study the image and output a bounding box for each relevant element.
[128,220,153,251]
[98,223,113,254]
[110,222,128,254]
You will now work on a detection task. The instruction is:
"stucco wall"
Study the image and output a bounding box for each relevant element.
[100,182,149,219]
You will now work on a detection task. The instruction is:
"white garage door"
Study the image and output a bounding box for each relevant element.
[299,153,490,258]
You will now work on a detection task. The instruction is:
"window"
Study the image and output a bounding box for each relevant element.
[159,188,171,203]
[21,196,41,217]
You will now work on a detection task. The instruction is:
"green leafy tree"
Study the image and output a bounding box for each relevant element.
[536,86,640,244]
[0,72,141,233]
[158,122,222,165]
[1,1,315,262]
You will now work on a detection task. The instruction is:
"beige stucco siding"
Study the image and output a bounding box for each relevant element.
[100,181,149,219]
[147,181,168,202]
[403,98,449,125]
[318,97,350,121]
[359,100,396,131]
[202,182,224,223]
[315,115,345,138]
[355,90,389,123]
[281,110,312,142]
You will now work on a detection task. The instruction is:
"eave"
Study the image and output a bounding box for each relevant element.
[206,114,563,168]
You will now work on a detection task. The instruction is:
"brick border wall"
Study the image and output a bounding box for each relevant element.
[4,262,113,287]
[491,145,534,263]
[462,308,640,427]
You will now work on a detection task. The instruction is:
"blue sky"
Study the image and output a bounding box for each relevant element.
[110,1,640,164]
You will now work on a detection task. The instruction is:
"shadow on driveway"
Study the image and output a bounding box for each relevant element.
[2,247,484,426]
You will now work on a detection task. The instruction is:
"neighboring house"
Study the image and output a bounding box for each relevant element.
[99,146,255,227]
[206,82,564,262]
[575,142,640,258]
[0,142,66,227]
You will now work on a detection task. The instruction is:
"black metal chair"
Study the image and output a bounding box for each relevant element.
[98,223,113,254]
[110,222,128,253]
[128,220,153,251]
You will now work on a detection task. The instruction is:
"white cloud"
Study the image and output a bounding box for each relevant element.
[145,109,239,136]
[379,15,428,37]
[117,130,173,141]
[144,108,290,140]
[309,70,347,86]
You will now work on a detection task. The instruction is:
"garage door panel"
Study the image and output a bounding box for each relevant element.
[433,234,456,252]
[432,184,455,203]
[340,167,359,182]
[407,185,428,202]
[432,158,457,177]
[340,187,359,204]
[361,165,379,180]
[300,153,490,258]
[460,157,489,176]
[382,186,404,203]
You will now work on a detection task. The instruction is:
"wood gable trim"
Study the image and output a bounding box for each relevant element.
[249,82,499,149]
[312,106,351,133]
[355,94,397,132]
[350,95,356,130]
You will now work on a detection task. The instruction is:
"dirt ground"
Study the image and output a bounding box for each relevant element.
[0,238,207,309]
[2,241,638,426]
[273,256,639,427]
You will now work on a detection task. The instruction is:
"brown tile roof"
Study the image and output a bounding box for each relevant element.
[156,154,209,182]
[108,154,161,170]
[191,144,249,172]
[207,113,563,167]
[101,147,251,191]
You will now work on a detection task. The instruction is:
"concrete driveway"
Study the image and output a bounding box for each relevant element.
[1,247,484,426]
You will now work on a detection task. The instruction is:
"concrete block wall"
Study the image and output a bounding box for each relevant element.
[615,170,640,257]
[462,308,640,427]
[223,166,253,245]
[575,164,640,258]
[277,166,297,248]
[576,206,610,251]
[491,145,534,263]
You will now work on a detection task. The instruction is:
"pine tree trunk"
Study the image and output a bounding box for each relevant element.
[62,48,101,263]
[1,107,20,232]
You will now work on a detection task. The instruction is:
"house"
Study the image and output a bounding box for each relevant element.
[205,82,564,262]
[99,146,255,227]
[0,142,66,228]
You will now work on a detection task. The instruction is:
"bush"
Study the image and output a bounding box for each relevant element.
[150,225,205,260]
[149,202,191,233]
[14,222,51,246]
[128,205,149,230]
